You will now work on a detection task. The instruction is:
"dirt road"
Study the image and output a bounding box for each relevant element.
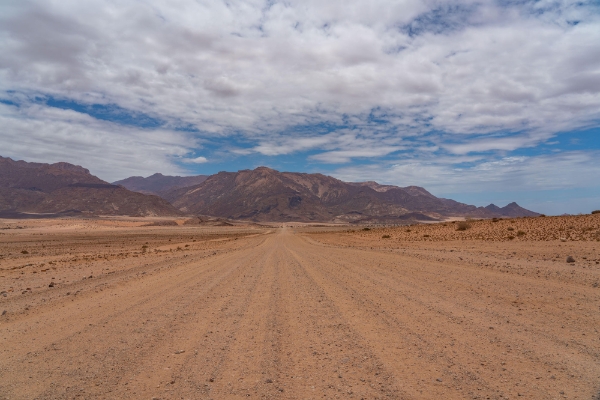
[1,225,599,399]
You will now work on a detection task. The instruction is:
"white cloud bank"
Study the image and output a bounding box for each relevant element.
[0,0,599,194]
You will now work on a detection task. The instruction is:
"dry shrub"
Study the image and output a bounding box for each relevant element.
[456,221,471,231]
[362,227,371,231]
[507,227,514,231]
[382,234,390,239]
[517,230,526,236]
[592,210,600,214]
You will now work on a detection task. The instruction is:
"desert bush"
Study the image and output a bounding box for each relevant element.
[382,234,390,238]
[507,235,515,240]
[507,227,514,231]
[517,230,526,236]
[21,250,28,254]
[492,218,500,222]
[456,221,471,231]
[423,234,430,237]
[363,227,371,231]
[592,210,600,214]
[406,229,411,232]
[538,214,546,217]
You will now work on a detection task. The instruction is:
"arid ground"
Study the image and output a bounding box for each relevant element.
[1,215,599,399]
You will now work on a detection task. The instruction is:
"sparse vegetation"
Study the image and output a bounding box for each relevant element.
[382,235,390,239]
[592,210,600,214]
[507,227,514,231]
[517,230,526,236]
[21,250,28,254]
[456,221,471,231]
[423,234,430,237]
[363,227,371,231]
[492,218,500,222]
[507,235,515,240]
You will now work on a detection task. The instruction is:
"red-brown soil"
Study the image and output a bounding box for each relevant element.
[0,215,599,399]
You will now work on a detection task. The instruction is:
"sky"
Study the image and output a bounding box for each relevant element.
[1,0,599,215]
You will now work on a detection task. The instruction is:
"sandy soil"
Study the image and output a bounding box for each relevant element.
[1,216,599,399]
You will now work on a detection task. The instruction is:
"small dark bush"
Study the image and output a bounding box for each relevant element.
[538,214,546,217]
[517,230,526,236]
[363,227,371,231]
[507,227,514,231]
[507,235,515,240]
[592,210,600,214]
[21,250,28,254]
[405,229,411,232]
[492,218,500,222]
[423,234,430,238]
[456,221,470,231]
[382,234,390,239]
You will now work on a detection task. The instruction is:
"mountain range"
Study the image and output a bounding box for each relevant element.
[113,173,208,196]
[0,156,181,217]
[0,156,539,221]
[158,167,538,223]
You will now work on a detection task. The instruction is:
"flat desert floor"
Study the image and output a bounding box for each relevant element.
[0,215,599,399]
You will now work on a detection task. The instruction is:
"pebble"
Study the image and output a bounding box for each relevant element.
[2,310,6,316]
[174,350,185,354]
[48,282,55,288]
[566,256,575,263]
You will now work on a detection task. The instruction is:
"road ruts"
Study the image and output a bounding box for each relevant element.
[1,227,599,399]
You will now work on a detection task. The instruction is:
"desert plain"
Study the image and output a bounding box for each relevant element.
[0,214,599,399]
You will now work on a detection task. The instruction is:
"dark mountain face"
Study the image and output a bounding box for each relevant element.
[163,167,540,222]
[113,173,208,196]
[486,202,540,217]
[0,156,181,217]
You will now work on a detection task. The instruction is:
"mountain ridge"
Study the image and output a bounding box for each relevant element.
[0,156,181,217]
[162,166,539,222]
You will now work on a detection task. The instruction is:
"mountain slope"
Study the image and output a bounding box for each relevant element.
[113,173,208,196]
[0,156,181,217]
[164,167,539,222]
[485,202,540,218]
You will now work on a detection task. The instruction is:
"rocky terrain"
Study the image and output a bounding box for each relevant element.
[0,214,598,399]
[163,166,538,222]
[113,173,208,196]
[0,157,181,217]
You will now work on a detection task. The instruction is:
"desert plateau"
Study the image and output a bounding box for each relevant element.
[1,214,599,399]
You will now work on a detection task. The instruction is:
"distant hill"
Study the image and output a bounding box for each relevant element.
[113,173,208,196]
[0,156,181,217]
[163,167,539,222]
[484,202,540,218]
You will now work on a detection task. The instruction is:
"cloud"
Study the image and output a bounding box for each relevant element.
[0,0,599,188]
[183,156,208,164]
[332,151,600,194]
[0,103,193,181]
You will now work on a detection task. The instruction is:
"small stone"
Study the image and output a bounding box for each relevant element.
[566,256,575,263]
[436,378,442,382]
[208,378,214,382]
[175,350,185,354]
[2,310,6,316]
[48,282,55,288]
[265,378,273,383]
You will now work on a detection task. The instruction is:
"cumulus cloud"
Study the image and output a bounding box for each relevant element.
[0,103,194,181]
[183,156,209,164]
[332,151,600,194]
[0,0,599,189]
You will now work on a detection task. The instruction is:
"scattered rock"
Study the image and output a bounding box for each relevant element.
[566,256,575,263]
[175,349,185,354]
[2,310,7,316]
[265,378,273,383]
[48,282,55,288]
[436,378,442,382]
